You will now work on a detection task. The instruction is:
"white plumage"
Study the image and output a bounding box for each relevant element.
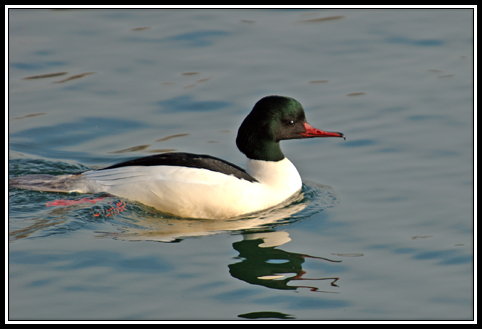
[82,158,301,219]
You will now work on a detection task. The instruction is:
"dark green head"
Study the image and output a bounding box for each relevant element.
[236,96,344,161]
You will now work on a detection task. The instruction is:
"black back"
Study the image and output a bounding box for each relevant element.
[100,152,258,183]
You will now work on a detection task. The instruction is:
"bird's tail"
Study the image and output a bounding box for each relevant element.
[9,173,89,193]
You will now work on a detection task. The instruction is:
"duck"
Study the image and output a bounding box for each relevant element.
[9,95,345,219]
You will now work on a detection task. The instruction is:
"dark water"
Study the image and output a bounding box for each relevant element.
[8,8,473,321]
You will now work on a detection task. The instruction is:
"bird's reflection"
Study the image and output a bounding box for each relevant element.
[90,183,343,293]
[12,179,343,294]
[94,190,308,242]
[229,231,341,293]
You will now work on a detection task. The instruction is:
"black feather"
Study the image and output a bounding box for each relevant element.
[100,152,258,183]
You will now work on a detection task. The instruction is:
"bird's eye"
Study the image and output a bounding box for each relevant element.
[287,120,295,126]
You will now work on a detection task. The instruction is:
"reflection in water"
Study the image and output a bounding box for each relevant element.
[10,173,344,295]
[298,15,345,23]
[92,181,338,242]
[95,192,308,242]
[229,231,341,294]
[52,72,95,83]
[22,71,67,80]
[238,311,295,320]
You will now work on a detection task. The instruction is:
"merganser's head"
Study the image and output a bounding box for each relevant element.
[236,95,345,161]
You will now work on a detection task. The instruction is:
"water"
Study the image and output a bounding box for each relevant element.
[8,8,473,321]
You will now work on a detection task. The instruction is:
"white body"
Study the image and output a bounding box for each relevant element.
[78,157,302,219]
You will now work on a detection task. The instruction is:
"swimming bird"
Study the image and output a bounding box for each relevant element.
[9,95,345,219]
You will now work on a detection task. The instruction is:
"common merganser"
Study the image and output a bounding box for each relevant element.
[9,95,344,219]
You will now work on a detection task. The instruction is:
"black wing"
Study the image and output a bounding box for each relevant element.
[100,152,258,183]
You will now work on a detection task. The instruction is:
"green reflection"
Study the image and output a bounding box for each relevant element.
[229,231,341,293]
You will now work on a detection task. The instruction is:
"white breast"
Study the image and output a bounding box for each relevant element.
[246,157,302,192]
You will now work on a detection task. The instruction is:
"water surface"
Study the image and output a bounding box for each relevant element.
[8,8,473,321]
